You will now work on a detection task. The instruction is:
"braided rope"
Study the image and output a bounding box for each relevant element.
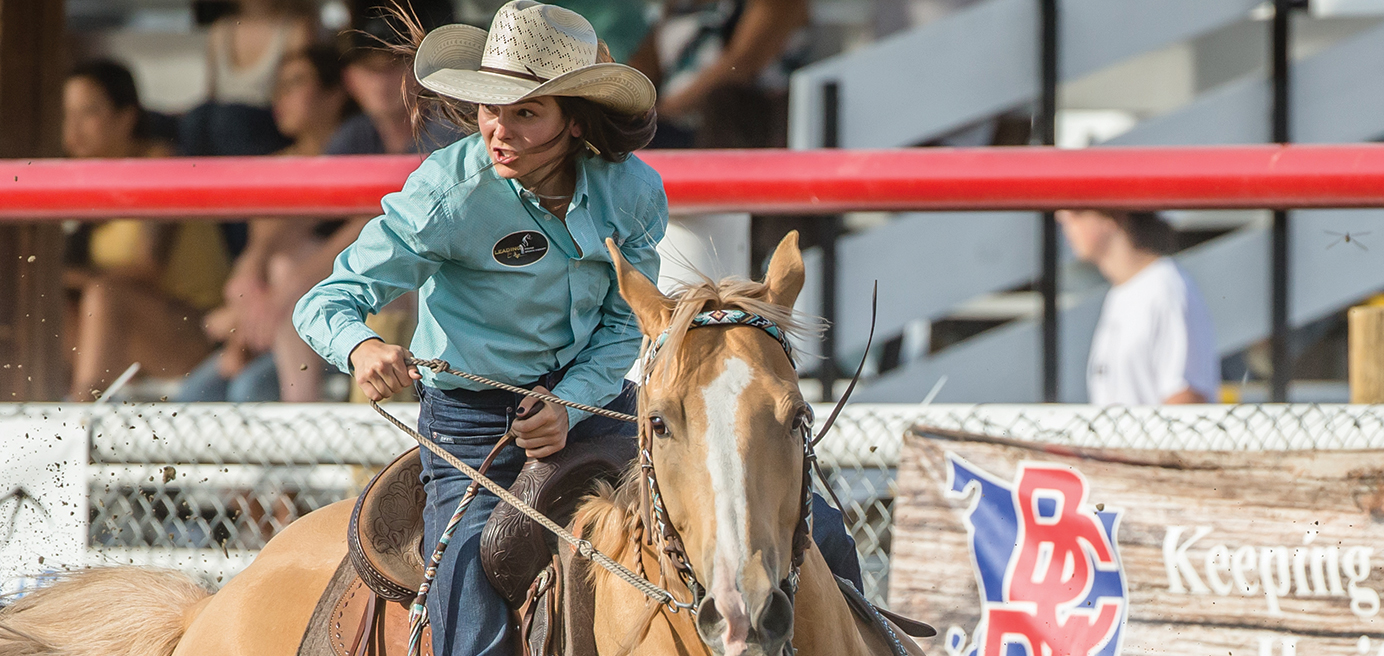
[407,483,483,655]
[368,400,685,614]
[409,358,636,423]
[630,522,648,581]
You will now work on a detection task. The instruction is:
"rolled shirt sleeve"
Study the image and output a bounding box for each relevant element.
[292,174,449,374]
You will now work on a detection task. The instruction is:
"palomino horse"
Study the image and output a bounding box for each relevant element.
[0,232,912,656]
[574,231,906,656]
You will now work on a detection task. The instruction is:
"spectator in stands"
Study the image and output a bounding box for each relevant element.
[208,0,316,107]
[326,13,460,156]
[179,45,359,402]
[62,61,168,161]
[270,45,359,156]
[63,60,232,400]
[555,0,651,63]
[181,0,316,158]
[633,0,813,281]
[632,0,809,148]
[1056,209,1220,405]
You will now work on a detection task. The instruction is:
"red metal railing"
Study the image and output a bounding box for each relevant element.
[6,144,1384,219]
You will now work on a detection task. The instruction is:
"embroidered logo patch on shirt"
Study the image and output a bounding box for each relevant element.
[493,230,549,267]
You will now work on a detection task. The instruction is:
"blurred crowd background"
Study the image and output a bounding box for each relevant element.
[6,0,1384,404]
[52,0,836,404]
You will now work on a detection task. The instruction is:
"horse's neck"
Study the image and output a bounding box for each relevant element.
[788,546,878,656]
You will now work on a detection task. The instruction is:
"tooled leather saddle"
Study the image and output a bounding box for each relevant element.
[297,435,635,656]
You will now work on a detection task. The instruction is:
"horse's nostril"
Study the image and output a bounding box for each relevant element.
[757,588,794,644]
[695,590,793,653]
[696,594,726,645]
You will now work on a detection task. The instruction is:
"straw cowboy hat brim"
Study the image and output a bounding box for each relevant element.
[414,23,656,116]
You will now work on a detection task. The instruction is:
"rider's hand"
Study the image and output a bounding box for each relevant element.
[513,387,569,458]
[348,339,420,401]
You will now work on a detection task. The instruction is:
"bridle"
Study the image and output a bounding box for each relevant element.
[635,308,819,649]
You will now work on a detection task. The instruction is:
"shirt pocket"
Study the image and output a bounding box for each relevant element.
[569,259,611,317]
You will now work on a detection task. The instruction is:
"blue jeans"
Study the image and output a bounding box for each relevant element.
[812,494,864,593]
[416,380,863,656]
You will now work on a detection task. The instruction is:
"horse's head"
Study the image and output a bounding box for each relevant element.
[609,232,812,656]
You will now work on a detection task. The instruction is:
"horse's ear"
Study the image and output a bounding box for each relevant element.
[763,231,805,309]
[607,238,673,336]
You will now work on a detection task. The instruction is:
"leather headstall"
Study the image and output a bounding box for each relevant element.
[636,308,814,645]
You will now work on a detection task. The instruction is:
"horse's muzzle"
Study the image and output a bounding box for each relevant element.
[695,586,795,656]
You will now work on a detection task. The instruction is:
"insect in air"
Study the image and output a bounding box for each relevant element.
[1325,230,1371,251]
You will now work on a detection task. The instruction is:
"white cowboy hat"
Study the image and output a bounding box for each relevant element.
[413,0,656,116]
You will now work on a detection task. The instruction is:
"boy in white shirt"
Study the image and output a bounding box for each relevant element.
[1056,209,1220,405]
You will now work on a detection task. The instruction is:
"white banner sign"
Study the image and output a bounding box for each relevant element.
[892,425,1384,656]
[0,414,87,596]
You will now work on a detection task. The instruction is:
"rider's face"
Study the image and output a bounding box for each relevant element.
[478,97,577,182]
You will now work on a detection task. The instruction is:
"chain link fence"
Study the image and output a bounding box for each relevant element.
[907,403,1384,451]
[7,402,1384,606]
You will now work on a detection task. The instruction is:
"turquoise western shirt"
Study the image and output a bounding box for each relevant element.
[293,133,667,426]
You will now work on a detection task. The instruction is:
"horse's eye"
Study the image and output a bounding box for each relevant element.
[792,408,812,433]
[649,416,670,438]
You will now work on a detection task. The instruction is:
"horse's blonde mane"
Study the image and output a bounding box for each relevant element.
[573,466,645,574]
[648,274,820,383]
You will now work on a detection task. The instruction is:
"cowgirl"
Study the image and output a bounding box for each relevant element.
[294,2,862,653]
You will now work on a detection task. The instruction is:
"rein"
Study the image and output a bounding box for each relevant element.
[370,290,876,655]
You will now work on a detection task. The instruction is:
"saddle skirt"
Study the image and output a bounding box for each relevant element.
[348,448,426,602]
[296,556,432,656]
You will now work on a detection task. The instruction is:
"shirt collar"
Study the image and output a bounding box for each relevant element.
[506,153,591,213]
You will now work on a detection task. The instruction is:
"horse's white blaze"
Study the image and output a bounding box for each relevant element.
[702,356,753,647]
